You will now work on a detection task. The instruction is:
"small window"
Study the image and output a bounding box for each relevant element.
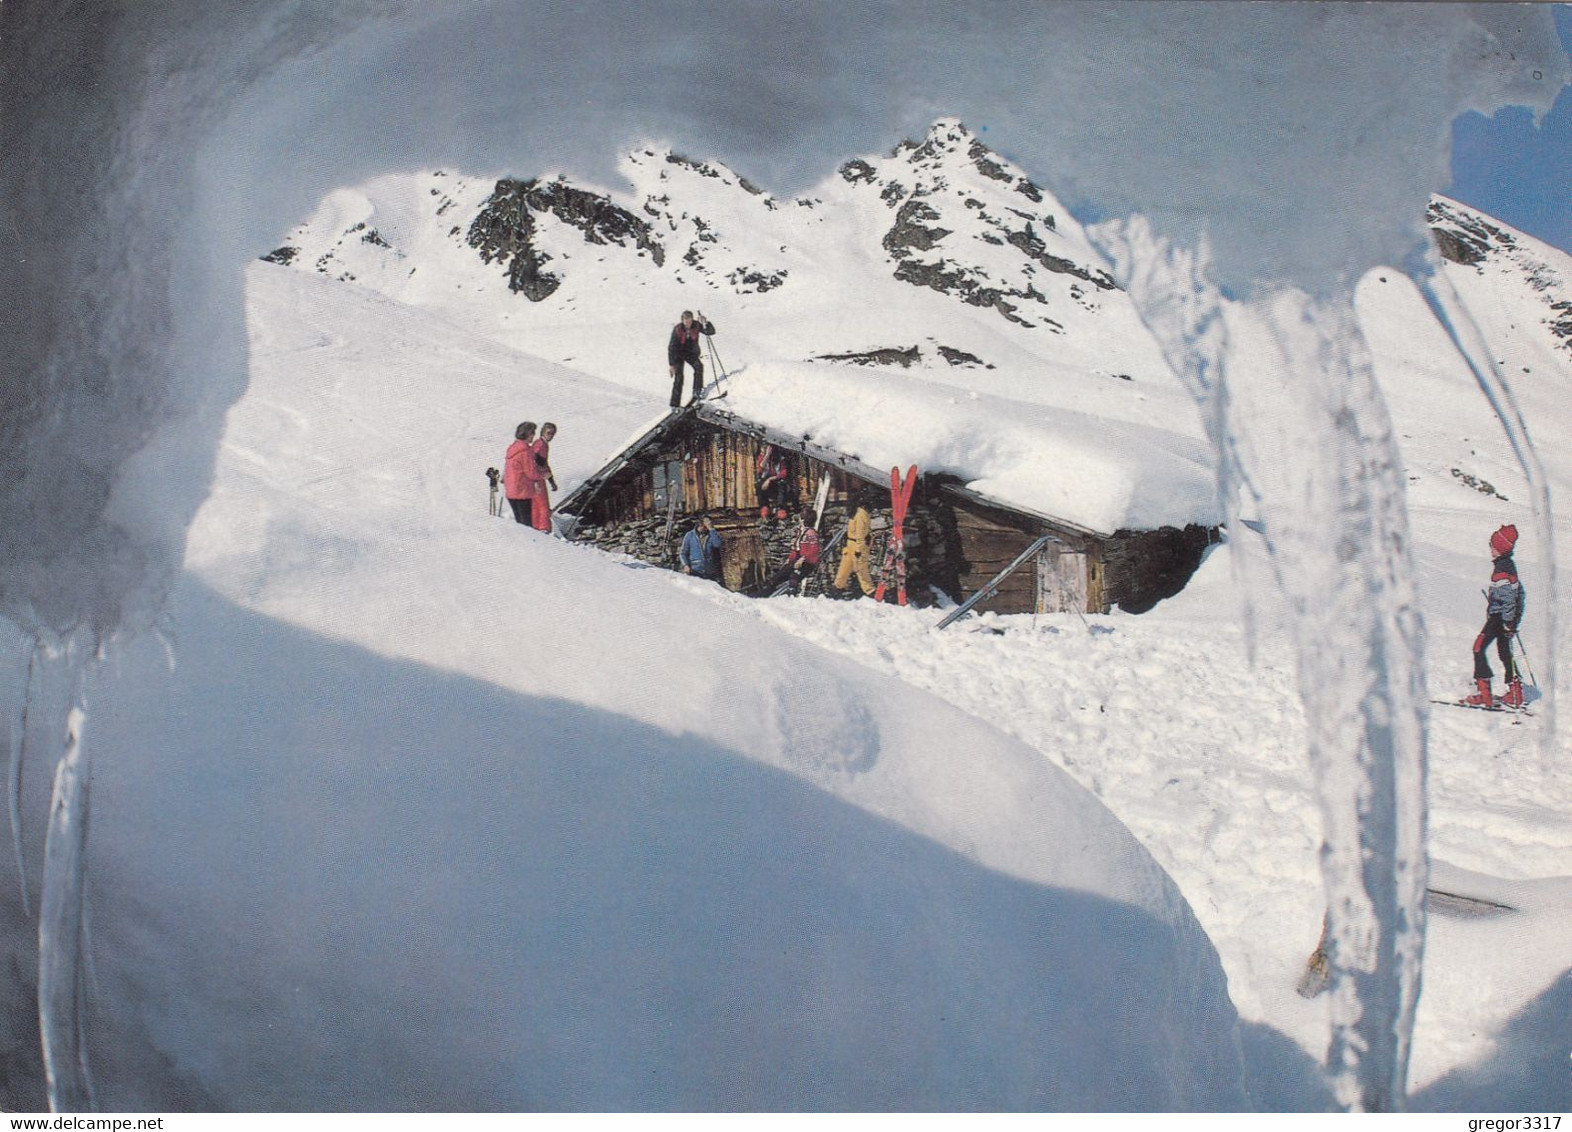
[652,459,684,511]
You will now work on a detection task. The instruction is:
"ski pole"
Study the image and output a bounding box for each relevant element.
[706,329,729,376]
[1513,631,1538,687]
[705,334,729,398]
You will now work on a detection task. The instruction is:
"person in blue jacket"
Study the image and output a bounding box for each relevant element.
[679,514,723,582]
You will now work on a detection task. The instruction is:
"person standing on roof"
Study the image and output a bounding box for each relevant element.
[504,421,540,527]
[530,422,559,532]
[679,513,724,582]
[668,309,716,409]
[1465,523,1526,708]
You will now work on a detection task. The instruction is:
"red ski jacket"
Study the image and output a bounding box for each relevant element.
[788,525,821,568]
[504,439,542,500]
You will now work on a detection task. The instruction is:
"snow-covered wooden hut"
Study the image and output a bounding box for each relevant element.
[555,389,1219,615]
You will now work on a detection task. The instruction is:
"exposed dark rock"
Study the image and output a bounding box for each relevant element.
[737,175,764,196]
[666,153,722,179]
[883,200,950,256]
[1450,467,1508,501]
[1432,227,1486,266]
[466,183,557,300]
[1006,222,1118,290]
[1016,178,1044,203]
[1550,300,1572,350]
[1428,199,1514,266]
[937,345,992,368]
[468,177,665,301]
[839,159,877,184]
[360,227,390,248]
[968,140,1012,183]
[893,259,1011,317]
[728,267,788,293]
[815,346,922,368]
[880,181,906,205]
[1104,525,1216,614]
[260,246,299,265]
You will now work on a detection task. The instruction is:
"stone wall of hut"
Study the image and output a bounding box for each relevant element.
[570,492,956,605]
[1101,524,1216,614]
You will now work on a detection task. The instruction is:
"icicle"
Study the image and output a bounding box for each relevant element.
[1414,268,1558,764]
[1091,219,1429,1111]
[10,640,40,918]
[38,698,94,1113]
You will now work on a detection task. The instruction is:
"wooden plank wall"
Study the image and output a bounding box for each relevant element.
[950,501,1041,615]
[949,496,1109,615]
[590,422,876,536]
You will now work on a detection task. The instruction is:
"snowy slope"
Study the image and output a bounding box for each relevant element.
[269,120,1218,534]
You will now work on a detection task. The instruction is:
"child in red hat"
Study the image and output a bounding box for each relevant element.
[1466,524,1526,708]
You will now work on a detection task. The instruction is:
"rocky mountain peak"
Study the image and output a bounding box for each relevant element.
[1429,194,1572,355]
[832,121,1120,327]
[467,175,665,301]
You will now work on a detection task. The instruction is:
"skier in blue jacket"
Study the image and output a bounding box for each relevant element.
[679,514,723,581]
[1466,523,1526,709]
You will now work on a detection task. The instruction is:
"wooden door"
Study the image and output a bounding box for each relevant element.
[717,522,766,593]
[1036,542,1089,613]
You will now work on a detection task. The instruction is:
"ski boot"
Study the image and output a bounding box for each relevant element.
[1502,678,1524,709]
[1463,678,1494,708]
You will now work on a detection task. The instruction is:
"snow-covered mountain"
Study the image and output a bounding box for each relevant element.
[267,119,1171,385]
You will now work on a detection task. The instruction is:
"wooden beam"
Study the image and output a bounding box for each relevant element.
[937,535,1054,629]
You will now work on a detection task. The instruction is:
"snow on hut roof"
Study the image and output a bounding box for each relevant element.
[712,361,1220,535]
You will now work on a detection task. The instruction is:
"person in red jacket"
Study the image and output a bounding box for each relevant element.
[503,421,541,527]
[759,506,821,595]
[530,422,559,532]
[754,445,791,520]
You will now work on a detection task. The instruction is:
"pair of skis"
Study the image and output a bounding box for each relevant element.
[874,465,918,606]
[1431,698,1534,717]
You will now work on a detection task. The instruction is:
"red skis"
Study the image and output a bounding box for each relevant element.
[874,465,918,606]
